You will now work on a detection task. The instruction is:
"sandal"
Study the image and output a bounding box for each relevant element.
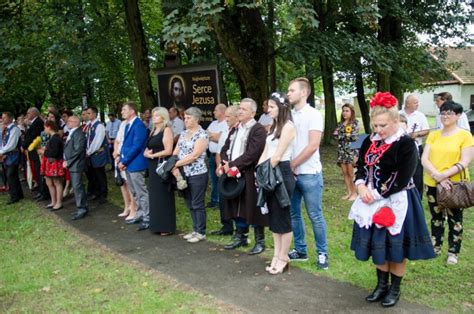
[118,208,130,217]
[269,258,289,275]
[265,256,278,272]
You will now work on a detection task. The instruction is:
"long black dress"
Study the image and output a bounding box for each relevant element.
[147,130,176,233]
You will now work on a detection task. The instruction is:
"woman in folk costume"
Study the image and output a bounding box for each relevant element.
[348,92,435,307]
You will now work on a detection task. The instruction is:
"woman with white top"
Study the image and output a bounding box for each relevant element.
[258,92,296,275]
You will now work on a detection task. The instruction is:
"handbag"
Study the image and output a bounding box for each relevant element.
[437,163,474,209]
[114,167,125,187]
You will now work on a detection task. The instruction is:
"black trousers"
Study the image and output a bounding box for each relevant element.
[6,164,23,201]
[413,145,424,200]
[89,166,107,200]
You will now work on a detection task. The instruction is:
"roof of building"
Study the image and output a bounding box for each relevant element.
[442,46,474,85]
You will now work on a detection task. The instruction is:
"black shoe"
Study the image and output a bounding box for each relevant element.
[366,269,389,302]
[206,202,218,208]
[33,193,42,200]
[210,229,233,236]
[138,222,150,231]
[6,199,20,205]
[72,210,88,220]
[381,273,402,307]
[98,198,107,205]
[249,226,265,255]
[87,195,98,201]
[50,205,63,212]
[126,216,142,224]
[224,231,248,250]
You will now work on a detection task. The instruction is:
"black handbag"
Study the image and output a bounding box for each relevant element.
[156,155,179,181]
[437,163,474,209]
[114,167,125,187]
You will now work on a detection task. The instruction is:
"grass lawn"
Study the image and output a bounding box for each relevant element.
[0,198,233,313]
[107,144,473,312]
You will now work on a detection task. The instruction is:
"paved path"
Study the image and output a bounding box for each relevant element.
[53,197,433,313]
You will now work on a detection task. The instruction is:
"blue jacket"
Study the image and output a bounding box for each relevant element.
[120,117,148,172]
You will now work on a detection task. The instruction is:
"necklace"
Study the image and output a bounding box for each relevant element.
[364,140,392,166]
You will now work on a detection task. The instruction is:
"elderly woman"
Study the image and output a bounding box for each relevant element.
[144,107,175,235]
[172,107,209,243]
[349,92,435,307]
[421,101,473,265]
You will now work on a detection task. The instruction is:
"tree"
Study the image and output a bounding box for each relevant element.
[123,0,157,110]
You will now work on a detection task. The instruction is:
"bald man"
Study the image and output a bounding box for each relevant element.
[63,116,88,220]
[206,103,228,208]
[399,94,429,198]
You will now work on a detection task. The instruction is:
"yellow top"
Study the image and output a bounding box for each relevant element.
[424,129,473,187]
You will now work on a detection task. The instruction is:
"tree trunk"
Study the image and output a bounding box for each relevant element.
[268,0,276,92]
[123,0,157,111]
[320,55,337,144]
[355,69,371,133]
[209,7,269,111]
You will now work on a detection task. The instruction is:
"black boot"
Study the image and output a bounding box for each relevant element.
[366,269,389,302]
[382,273,402,307]
[248,226,265,255]
[224,229,248,250]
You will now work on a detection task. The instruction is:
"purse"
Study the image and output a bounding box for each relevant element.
[114,167,125,187]
[437,163,474,209]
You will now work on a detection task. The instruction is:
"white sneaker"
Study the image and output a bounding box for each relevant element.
[187,233,206,243]
[446,253,458,265]
[183,232,196,240]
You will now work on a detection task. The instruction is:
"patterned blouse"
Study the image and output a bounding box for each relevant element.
[335,120,359,164]
[177,127,208,177]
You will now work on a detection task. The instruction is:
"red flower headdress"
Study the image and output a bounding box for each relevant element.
[369,92,397,108]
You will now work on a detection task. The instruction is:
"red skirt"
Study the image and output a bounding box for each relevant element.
[40,156,65,177]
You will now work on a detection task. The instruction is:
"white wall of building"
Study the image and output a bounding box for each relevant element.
[405,84,474,116]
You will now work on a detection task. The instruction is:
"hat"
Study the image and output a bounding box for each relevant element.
[218,174,245,200]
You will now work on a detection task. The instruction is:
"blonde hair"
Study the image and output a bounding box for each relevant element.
[150,107,170,134]
[370,105,399,121]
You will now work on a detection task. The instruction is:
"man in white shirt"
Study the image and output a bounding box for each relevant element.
[434,92,470,131]
[257,100,273,132]
[206,103,228,208]
[399,94,429,197]
[0,112,23,205]
[210,105,240,236]
[287,77,329,270]
[85,107,109,204]
[169,107,184,144]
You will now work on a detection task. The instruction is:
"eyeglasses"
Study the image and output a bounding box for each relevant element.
[440,111,456,117]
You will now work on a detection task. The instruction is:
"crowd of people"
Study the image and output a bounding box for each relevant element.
[0,78,472,308]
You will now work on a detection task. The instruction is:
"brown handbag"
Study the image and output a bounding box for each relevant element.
[437,163,474,209]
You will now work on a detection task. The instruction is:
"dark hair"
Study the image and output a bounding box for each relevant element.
[268,92,292,140]
[87,107,98,114]
[437,92,452,102]
[48,111,61,124]
[108,113,116,117]
[44,120,59,132]
[339,103,356,124]
[439,100,463,115]
[62,109,73,117]
[169,77,184,97]
[123,101,138,114]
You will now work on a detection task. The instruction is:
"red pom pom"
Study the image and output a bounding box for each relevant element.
[372,206,395,227]
[369,92,398,109]
[227,167,241,178]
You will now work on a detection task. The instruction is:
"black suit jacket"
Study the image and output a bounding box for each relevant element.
[64,128,87,172]
[22,117,44,150]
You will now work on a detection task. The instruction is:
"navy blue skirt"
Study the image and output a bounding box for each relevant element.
[350,188,435,265]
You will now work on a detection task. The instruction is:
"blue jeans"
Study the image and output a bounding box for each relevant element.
[208,154,219,204]
[290,172,328,255]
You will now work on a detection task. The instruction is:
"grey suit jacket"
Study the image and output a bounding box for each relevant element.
[64,128,86,173]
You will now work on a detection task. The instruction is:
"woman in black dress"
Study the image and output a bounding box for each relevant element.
[144,107,175,235]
